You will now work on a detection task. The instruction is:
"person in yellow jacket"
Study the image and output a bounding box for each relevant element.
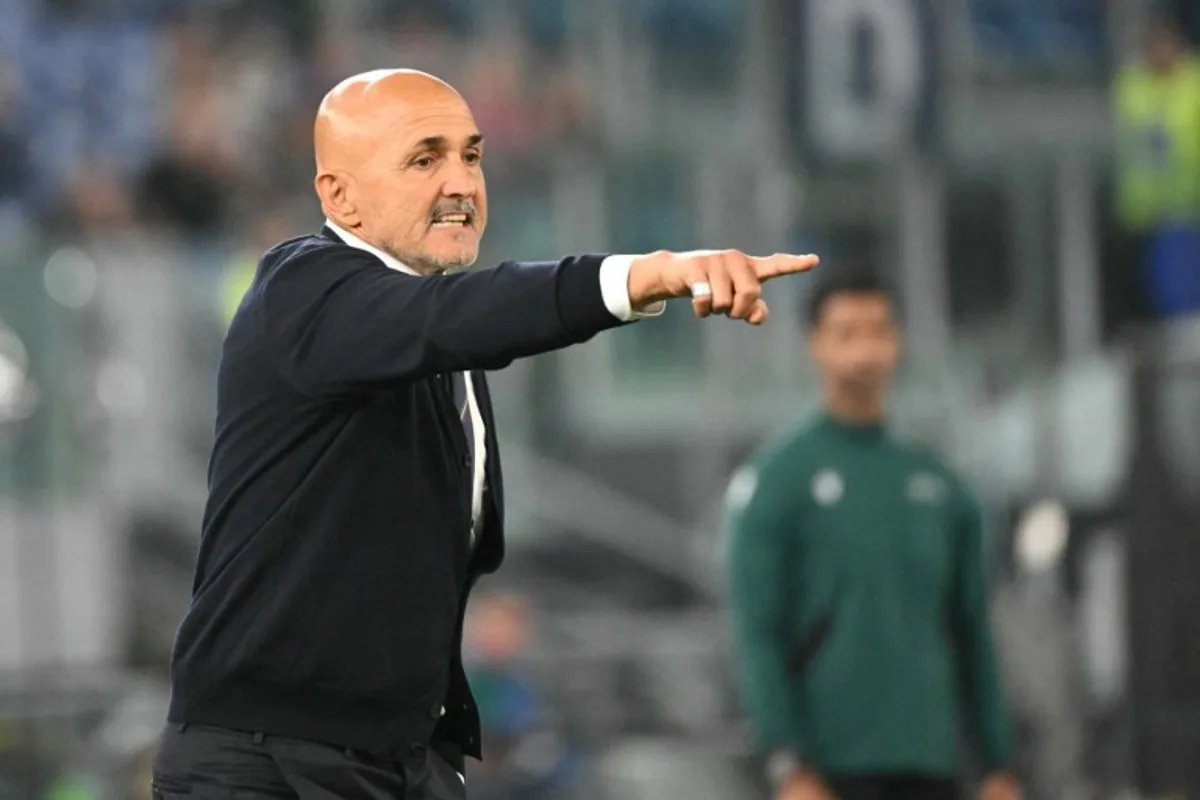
[1114,5,1200,230]
[219,257,256,327]
[1110,3,1200,332]
[218,209,293,327]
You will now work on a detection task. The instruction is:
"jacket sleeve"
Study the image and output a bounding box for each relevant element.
[257,246,625,396]
[723,460,807,755]
[949,485,1015,771]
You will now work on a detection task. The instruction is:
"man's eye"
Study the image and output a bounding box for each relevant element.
[464,152,482,165]
[413,156,435,168]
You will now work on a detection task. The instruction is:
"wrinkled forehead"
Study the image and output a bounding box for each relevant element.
[375,95,481,155]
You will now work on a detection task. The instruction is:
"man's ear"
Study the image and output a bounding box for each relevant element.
[314,172,359,226]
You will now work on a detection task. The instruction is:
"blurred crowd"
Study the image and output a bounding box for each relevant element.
[0,0,620,247]
[0,0,1196,330]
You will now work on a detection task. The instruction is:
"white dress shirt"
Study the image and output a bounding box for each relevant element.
[324,220,663,535]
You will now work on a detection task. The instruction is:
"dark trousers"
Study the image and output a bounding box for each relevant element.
[826,774,959,800]
[151,724,466,800]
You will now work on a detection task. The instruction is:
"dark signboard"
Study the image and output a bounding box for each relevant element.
[785,0,941,165]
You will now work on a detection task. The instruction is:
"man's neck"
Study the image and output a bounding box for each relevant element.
[823,392,885,427]
[324,219,419,276]
[1150,54,1185,77]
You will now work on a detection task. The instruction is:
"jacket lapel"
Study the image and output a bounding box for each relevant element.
[430,374,468,463]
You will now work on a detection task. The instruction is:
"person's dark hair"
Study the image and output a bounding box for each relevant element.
[1147,0,1187,35]
[804,268,896,329]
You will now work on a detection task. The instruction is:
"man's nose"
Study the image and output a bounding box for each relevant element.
[440,157,478,198]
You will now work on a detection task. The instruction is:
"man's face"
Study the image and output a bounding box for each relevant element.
[353,93,488,273]
[1147,18,1186,73]
[809,292,900,399]
[466,595,529,666]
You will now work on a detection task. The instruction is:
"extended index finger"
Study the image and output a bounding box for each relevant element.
[749,253,820,281]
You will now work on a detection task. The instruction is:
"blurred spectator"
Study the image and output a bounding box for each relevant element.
[1115,4,1200,227]
[217,27,300,174]
[217,206,302,326]
[0,59,33,238]
[465,593,581,800]
[1111,3,1200,329]
[135,29,234,238]
[56,159,135,234]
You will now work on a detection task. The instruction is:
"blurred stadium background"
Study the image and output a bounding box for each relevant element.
[0,0,1199,797]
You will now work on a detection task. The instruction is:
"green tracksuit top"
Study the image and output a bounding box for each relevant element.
[723,414,1013,776]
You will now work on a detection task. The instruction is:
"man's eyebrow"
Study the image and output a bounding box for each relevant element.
[413,136,448,152]
[410,133,484,152]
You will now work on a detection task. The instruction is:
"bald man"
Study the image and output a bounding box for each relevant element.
[152,70,818,799]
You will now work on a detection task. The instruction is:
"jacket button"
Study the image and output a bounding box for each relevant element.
[462,454,472,468]
[429,703,445,719]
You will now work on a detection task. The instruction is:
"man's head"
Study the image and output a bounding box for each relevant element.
[313,69,488,274]
[466,593,531,667]
[805,268,900,406]
[1146,4,1189,74]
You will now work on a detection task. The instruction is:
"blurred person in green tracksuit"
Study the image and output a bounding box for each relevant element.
[723,270,1020,800]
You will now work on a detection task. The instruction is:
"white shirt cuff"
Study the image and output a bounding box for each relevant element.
[599,255,666,322]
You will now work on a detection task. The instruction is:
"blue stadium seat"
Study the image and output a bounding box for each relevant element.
[967,0,1105,65]
[14,19,157,207]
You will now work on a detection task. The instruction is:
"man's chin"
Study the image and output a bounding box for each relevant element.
[421,249,479,275]
[845,374,889,396]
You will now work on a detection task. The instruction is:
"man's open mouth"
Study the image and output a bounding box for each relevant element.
[431,210,474,229]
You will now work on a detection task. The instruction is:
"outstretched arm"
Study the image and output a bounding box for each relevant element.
[258,243,818,396]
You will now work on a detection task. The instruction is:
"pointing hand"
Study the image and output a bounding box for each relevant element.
[628,249,820,325]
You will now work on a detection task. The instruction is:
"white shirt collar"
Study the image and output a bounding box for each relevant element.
[324,219,418,276]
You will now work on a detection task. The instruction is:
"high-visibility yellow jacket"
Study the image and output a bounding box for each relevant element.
[219,258,257,327]
[1114,56,1200,230]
